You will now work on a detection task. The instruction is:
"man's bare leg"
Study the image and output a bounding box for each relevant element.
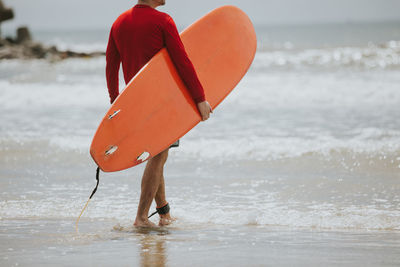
[154,174,174,226]
[134,149,169,227]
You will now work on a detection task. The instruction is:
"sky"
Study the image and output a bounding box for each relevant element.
[2,0,400,31]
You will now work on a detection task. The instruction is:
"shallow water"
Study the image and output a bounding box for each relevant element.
[1,24,400,265]
[1,219,399,266]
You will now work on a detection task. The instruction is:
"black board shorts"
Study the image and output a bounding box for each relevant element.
[169,139,180,148]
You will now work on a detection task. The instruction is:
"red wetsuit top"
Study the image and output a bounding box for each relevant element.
[106,4,205,104]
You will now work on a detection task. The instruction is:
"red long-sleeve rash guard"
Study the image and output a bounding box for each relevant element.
[106,4,206,104]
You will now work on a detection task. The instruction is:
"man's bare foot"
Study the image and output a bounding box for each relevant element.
[134,217,158,228]
[159,213,176,226]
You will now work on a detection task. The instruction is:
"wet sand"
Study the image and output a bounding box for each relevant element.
[1,218,399,266]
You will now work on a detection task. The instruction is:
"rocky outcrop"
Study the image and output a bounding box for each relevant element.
[0,1,104,60]
[0,35,105,60]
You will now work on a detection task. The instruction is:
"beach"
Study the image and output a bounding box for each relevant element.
[1,22,400,266]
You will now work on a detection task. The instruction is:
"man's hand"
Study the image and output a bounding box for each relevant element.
[197,101,213,121]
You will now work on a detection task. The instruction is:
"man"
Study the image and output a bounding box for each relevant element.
[106,0,212,227]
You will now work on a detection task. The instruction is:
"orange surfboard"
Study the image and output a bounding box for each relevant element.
[90,5,257,172]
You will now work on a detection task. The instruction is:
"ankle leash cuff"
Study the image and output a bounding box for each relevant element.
[148,203,170,218]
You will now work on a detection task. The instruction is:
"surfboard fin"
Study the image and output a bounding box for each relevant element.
[137,151,150,162]
[108,109,121,119]
[105,146,118,156]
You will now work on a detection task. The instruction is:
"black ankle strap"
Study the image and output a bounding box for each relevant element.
[148,203,170,218]
[156,203,170,215]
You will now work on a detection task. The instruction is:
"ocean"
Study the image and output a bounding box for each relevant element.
[1,22,400,266]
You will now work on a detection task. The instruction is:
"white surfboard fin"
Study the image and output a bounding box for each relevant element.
[108,109,121,120]
[137,151,150,162]
[105,146,118,156]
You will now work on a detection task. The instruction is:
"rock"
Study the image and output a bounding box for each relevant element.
[0,8,13,23]
[48,46,58,53]
[5,36,15,44]
[26,42,46,58]
[0,0,14,37]
[0,44,19,59]
[16,26,31,44]
[0,0,14,23]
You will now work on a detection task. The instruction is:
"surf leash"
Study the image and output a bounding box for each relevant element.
[75,167,169,231]
[148,203,170,218]
[75,167,100,233]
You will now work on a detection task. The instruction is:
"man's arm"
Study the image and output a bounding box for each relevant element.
[162,16,206,103]
[106,28,121,104]
[163,16,212,120]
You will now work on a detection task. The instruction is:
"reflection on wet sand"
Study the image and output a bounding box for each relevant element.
[136,228,169,267]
